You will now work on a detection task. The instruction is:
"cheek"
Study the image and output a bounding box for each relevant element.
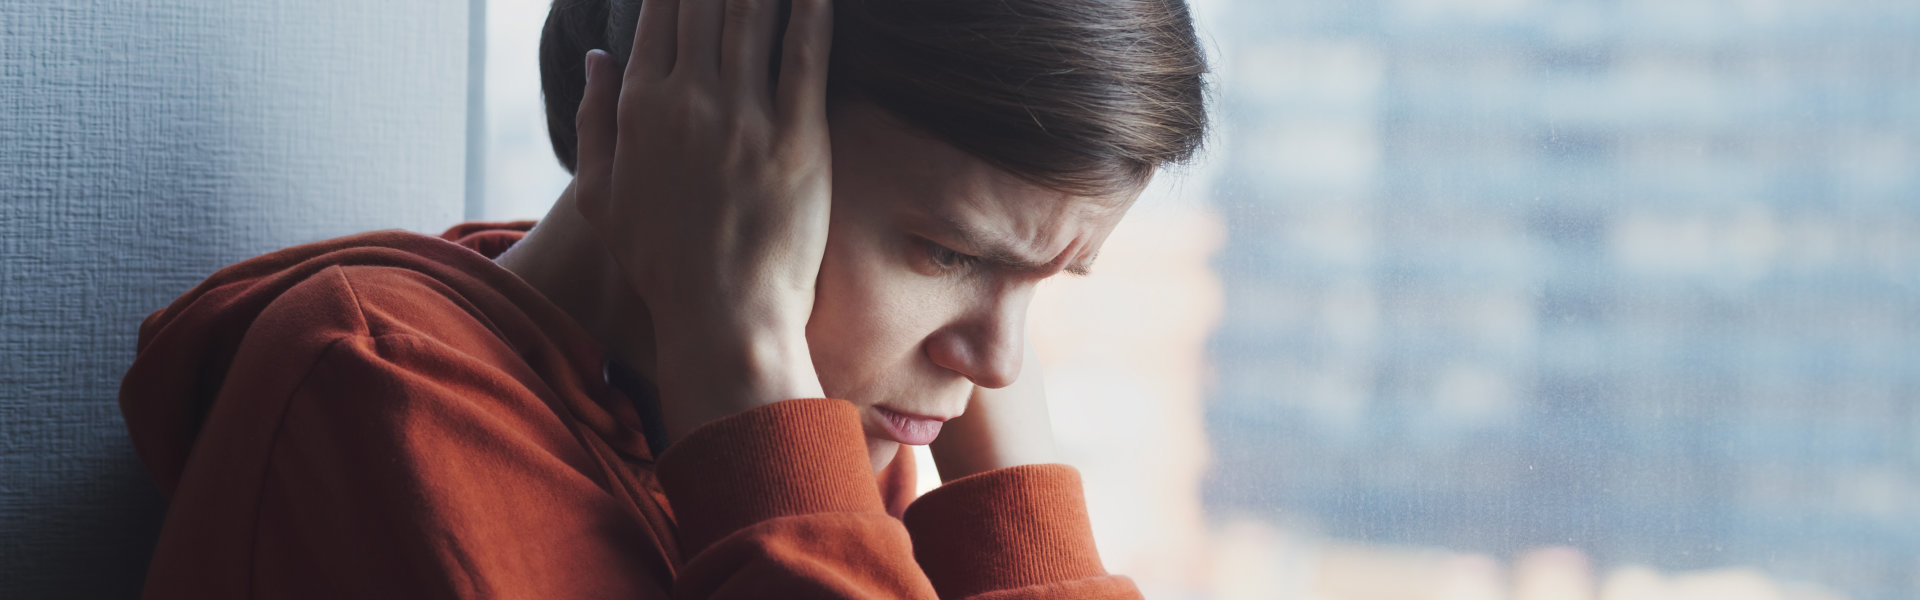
[806,224,942,400]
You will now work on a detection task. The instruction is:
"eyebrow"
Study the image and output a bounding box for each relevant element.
[934,214,1096,277]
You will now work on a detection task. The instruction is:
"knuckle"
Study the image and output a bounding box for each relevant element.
[723,112,765,138]
[669,93,718,125]
[575,88,608,120]
[574,101,596,127]
[720,131,774,167]
[783,45,820,71]
[725,0,761,27]
[615,87,652,117]
[769,143,816,172]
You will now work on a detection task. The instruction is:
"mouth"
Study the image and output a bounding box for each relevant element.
[867,405,952,446]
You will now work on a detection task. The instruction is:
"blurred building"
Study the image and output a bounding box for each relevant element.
[1200,1,1920,599]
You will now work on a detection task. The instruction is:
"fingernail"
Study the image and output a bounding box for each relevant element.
[583,51,595,84]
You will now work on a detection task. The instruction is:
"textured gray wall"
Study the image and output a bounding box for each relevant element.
[1,1,472,595]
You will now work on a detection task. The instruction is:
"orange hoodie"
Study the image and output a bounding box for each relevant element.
[118,222,1138,599]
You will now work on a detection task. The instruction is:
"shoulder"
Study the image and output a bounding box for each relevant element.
[217,234,586,440]
[252,268,592,493]
[247,264,548,433]
[254,261,520,365]
[213,260,541,431]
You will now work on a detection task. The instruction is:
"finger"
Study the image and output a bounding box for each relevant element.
[627,0,681,79]
[575,50,619,209]
[719,0,780,105]
[776,0,832,128]
[674,0,727,78]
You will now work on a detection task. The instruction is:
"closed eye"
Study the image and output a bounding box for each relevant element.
[924,239,980,271]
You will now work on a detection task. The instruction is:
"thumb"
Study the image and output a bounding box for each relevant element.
[573,49,619,216]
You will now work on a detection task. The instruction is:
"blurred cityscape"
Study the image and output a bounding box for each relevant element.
[1197,0,1920,598]
[484,0,1920,598]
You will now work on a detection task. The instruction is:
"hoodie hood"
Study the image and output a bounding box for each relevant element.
[118,222,533,497]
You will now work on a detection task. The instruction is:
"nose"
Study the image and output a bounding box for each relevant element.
[924,292,1028,389]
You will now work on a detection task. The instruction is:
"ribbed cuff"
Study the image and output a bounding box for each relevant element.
[903,464,1109,599]
[655,398,886,556]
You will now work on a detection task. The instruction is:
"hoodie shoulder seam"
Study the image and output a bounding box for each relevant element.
[327,265,373,337]
[248,330,528,597]
[247,333,356,597]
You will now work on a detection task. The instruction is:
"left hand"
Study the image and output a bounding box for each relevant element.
[928,343,1061,482]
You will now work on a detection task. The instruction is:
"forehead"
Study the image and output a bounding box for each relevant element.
[831,104,1138,271]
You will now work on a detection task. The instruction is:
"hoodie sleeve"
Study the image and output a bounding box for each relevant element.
[252,337,1137,599]
[903,465,1142,599]
[655,399,1143,600]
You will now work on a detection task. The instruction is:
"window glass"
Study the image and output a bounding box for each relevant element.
[1163,0,1917,598]
[481,0,575,220]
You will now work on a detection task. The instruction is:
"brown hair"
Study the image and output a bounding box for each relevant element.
[540,0,1209,197]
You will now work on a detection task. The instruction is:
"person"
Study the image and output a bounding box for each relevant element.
[116,0,1208,597]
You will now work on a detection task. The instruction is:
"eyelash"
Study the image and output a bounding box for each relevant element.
[924,240,979,271]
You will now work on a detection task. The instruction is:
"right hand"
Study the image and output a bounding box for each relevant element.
[571,0,835,439]
[929,341,1061,482]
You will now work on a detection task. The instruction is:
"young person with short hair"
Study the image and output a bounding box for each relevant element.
[119,0,1208,596]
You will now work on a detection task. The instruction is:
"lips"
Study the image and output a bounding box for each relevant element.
[870,405,948,446]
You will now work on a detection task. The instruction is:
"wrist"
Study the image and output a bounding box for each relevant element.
[928,348,1059,482]
[651,323,824,440]
[929,425,1059,482]
[928,405,1060,482]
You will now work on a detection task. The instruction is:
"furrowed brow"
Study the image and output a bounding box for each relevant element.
[937,215,1096,277]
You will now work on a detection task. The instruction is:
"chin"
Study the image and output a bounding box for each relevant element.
[865,436,901,473]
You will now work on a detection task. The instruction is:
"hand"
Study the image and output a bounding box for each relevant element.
[928,343,1061,482]
[571,0,835,440]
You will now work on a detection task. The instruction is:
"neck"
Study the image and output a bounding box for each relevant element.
[493,182,659,382]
